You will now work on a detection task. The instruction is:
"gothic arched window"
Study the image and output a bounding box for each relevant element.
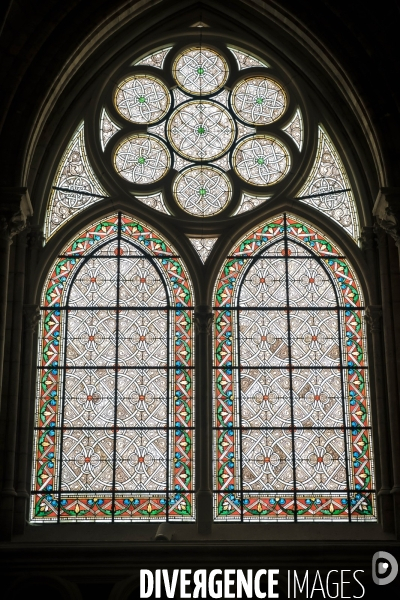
[31,38,374,523]
[213,215,373,521]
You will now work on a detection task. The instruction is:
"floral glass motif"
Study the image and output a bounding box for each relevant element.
[173,47,229,95]
[168,101,235,162]
[213,214,374,521]
[45,122,107,241]
[232,77,286,125]
[233,135,290,185]
[233,193,271,216]
[296,126,359,241]
[115,75,170,124]
[188,238,218,263]
[133,192,170,214]
[31,214,195,522]
[174,167,232,217]
[133,47,172,69]
[114,134,170,184]
[227,46,269,70]
[283,108,303,151]
[100,108,120,151]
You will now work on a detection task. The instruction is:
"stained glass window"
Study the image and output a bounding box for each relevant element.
[45,122,107,241]
[133,47,172,69]
[31,214,194,521]
[213,214,375,521]
[227,46,269,70]
[100,108,120,150]
[188,238,218,263]
[114,76,171,124]
[114,134,170,183]
[172,47,229,95]
[296,126,359,240]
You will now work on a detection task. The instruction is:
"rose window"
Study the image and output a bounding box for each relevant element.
[107,45,295,218]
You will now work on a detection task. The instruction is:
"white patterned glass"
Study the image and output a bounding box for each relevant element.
[114,135,170,184]
[174,166,231,216]
[168,101,235,161]
[173,47,228,95]
[233,136,290,185]
[115,76,170,124]
[232,77,286,125]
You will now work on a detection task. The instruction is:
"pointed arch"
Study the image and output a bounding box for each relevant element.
[213,214,374,521]
[31,213,195,522]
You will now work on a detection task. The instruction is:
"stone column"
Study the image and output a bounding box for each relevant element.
[373,201,400,537]
[373,187,400,266]
[13,304,40,534]
[365,305,393,530]
[194,305,213,534]
[0,188,32,413]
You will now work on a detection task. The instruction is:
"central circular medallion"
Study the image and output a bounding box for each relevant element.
[174,166,232,216]
[168,101,235,161]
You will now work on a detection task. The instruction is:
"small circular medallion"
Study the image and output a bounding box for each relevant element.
[115,75,170,124]
[173,47,229,95]
[232,77,286,125]
[233,135,290,185]
[114,134,170,184]
[174,166,232,216]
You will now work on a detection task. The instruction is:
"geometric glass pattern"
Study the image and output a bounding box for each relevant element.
[232,77,286,125]
[174,167,232,216]
[213,214,375,521]
[233,136,290,185]
[168,101,235,162]
[173,47,229,95]
[31,214,194,521]
[114,76,170,124]
[283,108,303,151]
[45,122,108,241]
[227,46,269,70]
[296,126,359,241]
[133,192,170,215]
[133,47,172,69]
[114,134,170,184]
[100,108,120,151]
[233,193,271,216]
[188,238,218,263]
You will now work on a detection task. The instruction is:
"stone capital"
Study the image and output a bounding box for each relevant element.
[23,304,41,332]
[0,187,33,242]
[359,226,376,253]
[365,305,383,332]
[194,305,214,335]
[373,188,400,247]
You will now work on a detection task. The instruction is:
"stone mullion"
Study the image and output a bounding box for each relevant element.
[194,305,213,534]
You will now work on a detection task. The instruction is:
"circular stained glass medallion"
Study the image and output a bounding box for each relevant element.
[233,135,290,185]
[174,166,232,216]
[232,77,286,125]
[168,100,235,161]
[114,134,170,184]
[173,47,229,95]
[115,75,170,124]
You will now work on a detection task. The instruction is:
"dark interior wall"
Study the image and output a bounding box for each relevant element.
[1,2,400,598]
